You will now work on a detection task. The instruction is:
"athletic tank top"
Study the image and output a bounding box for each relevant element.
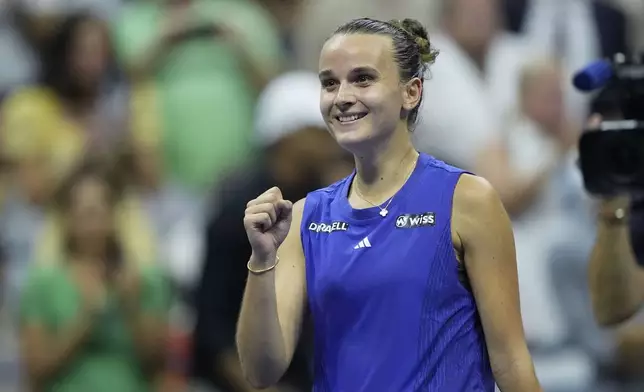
[300,153,494,392]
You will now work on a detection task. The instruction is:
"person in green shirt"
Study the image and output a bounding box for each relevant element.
[112,0,284,191]
[19,159,171,392]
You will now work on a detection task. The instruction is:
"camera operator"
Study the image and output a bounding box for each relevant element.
[576,54,644,387]
[587,115,644,327]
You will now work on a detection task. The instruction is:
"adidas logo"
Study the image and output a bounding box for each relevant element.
[353,237,372,249]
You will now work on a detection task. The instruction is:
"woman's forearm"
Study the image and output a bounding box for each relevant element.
[23,313,94,384]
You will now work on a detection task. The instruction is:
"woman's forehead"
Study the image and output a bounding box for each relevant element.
[319,34,396,75]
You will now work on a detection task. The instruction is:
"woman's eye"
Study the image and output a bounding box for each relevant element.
[357,75,372,84]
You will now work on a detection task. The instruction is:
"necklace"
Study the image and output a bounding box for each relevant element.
[353,150,417,218]
[354,187,394,217]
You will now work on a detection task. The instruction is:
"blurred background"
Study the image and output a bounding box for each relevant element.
[0,0,643,391]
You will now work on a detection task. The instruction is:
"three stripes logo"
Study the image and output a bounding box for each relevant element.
[353,237,372,249]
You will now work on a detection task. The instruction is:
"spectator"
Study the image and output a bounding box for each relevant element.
[0,1,38,95]
[1,12,127,185]
[476,59,577,217]
[0,0,122,94]
[611,0,644,52]
[191,71,352,392]
[478,59,597,390]
[123,90,204,289]
[414,0,535,170]
[19,159,171,392]
[0,141,52,312]
[0,12,157,269]
[112,0,284,191]
[256,0,305,60]
[124,84,205,388]
[501,0,628,124]
[503,0,628,60]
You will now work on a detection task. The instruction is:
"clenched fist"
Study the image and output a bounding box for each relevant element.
[244,187,293,262]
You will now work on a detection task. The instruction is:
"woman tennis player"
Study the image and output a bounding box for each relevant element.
[237,18,541,391]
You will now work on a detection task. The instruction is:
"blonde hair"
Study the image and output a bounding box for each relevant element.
[13,81,164,268]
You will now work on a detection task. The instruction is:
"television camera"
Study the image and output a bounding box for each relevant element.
[574,53,644,195]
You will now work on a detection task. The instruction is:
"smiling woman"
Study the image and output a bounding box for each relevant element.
[320,18,437,134]
[236,17,541,392]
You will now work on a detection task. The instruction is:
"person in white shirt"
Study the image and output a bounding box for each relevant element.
[415,0,536,170]
[479,58,596,391]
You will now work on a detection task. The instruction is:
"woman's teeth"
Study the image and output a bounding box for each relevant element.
[337,113,366,123]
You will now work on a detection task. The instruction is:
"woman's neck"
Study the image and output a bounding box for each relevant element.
[65,98,97,116]
[62,86,100,115]
[353,128,418,201]
[70,241,108,262]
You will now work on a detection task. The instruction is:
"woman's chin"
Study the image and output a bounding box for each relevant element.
[331,124,373,151]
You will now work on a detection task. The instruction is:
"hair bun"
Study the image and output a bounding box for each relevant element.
[390,18,439,65]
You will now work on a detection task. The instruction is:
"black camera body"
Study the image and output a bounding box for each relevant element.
[576,53,644,196]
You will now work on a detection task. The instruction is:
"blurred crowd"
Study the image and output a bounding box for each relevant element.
[0,0,643,391]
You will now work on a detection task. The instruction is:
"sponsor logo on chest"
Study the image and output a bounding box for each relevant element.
[395,212,436,229]
[308,221,349,233]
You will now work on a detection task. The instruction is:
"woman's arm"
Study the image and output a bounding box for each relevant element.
[452,174,541,392]
[236,198,308,388]
[114,7,198,82]
[202,3,283,94]
[475,141,552,216]
[117,267,171,374]
[588,197,644,325]
[20,268,102,386]
[21,314,96,385]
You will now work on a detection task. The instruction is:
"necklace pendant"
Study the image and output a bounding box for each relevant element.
[380,209,388,217]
